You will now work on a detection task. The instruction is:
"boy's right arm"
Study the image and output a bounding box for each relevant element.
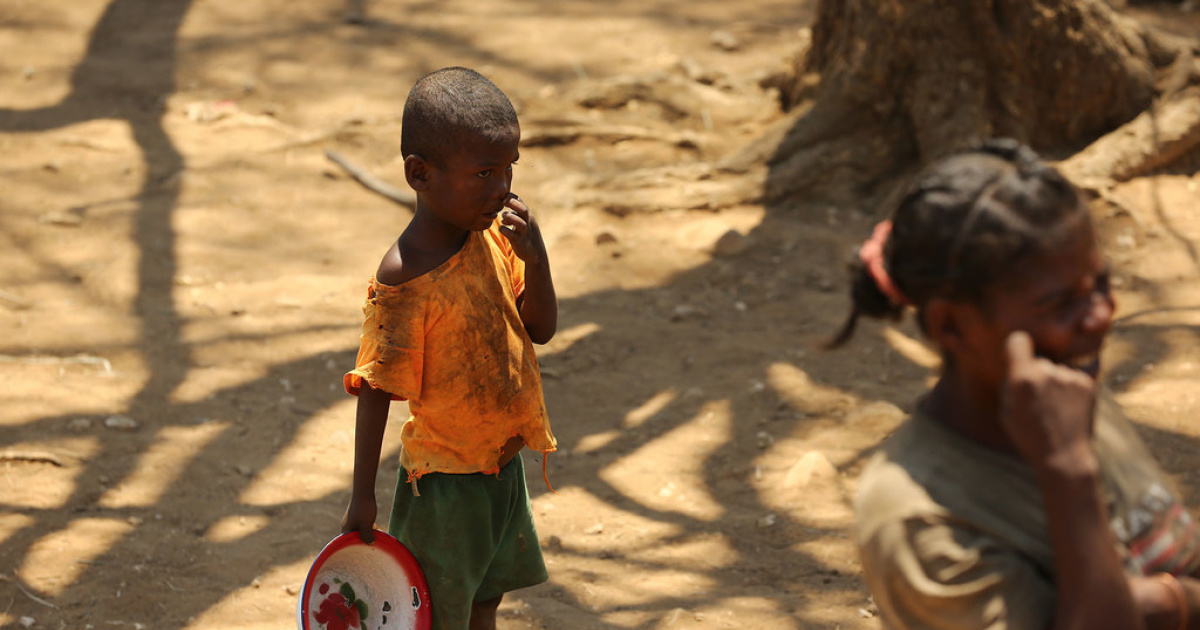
[340,380,392,544]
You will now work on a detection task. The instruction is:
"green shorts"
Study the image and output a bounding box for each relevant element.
[388,455,548,630]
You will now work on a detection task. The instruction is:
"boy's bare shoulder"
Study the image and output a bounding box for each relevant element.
[375,236,448,286]
[374,239,411,286]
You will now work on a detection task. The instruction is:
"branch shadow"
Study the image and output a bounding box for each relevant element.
[0,3,893,627]
[5,1,1198,630]
[0,3,904,628]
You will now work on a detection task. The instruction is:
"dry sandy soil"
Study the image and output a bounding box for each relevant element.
[1,1,1199,629]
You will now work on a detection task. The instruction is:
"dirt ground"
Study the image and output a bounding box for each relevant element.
[1,1,1199,629]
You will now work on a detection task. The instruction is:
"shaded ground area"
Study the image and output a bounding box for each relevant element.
[0,1,1198,628]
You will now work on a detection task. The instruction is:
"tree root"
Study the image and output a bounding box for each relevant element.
[521,120,704,149]
[1062,85,1200,188]
[578,165,766,216]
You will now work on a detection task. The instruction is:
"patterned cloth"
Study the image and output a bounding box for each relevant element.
[856,390,1200,629]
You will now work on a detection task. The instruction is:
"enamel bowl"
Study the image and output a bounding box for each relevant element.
[297,530,431,630]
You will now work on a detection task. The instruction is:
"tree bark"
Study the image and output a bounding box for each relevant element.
[766,0,1197,207]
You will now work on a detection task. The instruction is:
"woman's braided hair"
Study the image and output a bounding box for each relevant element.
[827,139,1088,349]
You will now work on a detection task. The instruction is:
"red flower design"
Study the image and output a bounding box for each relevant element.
[313,583,367,630]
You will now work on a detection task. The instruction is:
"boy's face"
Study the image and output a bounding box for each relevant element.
[419,125,520,232]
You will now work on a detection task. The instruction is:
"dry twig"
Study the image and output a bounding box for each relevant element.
[0,451,65,467]
[324,150,416,208]
[12,572,57,609]
[0,354,113,375]
[0,289,31,310]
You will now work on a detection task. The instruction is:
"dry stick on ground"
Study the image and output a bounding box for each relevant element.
[10,573,57,609]
[0,450,64,467]
[0,354,114,374]
[324,150,416,208]
[0,289,31,310]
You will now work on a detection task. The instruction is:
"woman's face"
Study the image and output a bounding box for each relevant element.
[951,218,1115,393]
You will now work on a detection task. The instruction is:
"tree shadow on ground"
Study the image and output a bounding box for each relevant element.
[2,1,1199,629]
[0,1,373,626]
[0,1,872,627]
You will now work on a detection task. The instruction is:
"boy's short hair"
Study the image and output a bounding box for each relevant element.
[401,67,519,167]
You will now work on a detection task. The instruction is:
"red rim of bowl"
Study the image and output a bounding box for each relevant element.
[297,530,432,630]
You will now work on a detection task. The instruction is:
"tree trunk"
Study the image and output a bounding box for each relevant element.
[764,0,1199,207]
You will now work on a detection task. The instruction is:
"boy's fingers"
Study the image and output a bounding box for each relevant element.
[505,194,529,216]
[501,211,528,234]
[499,224,521,243]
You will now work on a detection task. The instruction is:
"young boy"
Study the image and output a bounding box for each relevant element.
[340,67,558,630]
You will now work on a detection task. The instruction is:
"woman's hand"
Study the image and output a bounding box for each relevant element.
[999,330,1098,473]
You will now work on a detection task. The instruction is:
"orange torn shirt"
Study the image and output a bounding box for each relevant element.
[344,222,557,481]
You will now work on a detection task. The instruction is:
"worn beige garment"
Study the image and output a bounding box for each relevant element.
[344,221,556,481]
[856,391,1200,630]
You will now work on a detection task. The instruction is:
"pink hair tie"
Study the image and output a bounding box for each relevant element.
[859,221,910,307]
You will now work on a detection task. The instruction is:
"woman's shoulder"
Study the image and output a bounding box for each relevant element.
[855,412,1039,537]
[855,420,947,528]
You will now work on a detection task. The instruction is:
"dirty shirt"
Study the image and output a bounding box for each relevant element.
[344,222,556,481]
[855,390,1200,630]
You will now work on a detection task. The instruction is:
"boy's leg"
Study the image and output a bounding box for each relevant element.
[389,470,488,630]
[474,455,549,597]
[388,457,545,630]
[468,594,502,630]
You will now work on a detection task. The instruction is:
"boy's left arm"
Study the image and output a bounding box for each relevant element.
[499,194,557,344]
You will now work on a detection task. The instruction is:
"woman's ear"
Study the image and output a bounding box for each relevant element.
[404,154,431,191]
[923,298,972,359]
